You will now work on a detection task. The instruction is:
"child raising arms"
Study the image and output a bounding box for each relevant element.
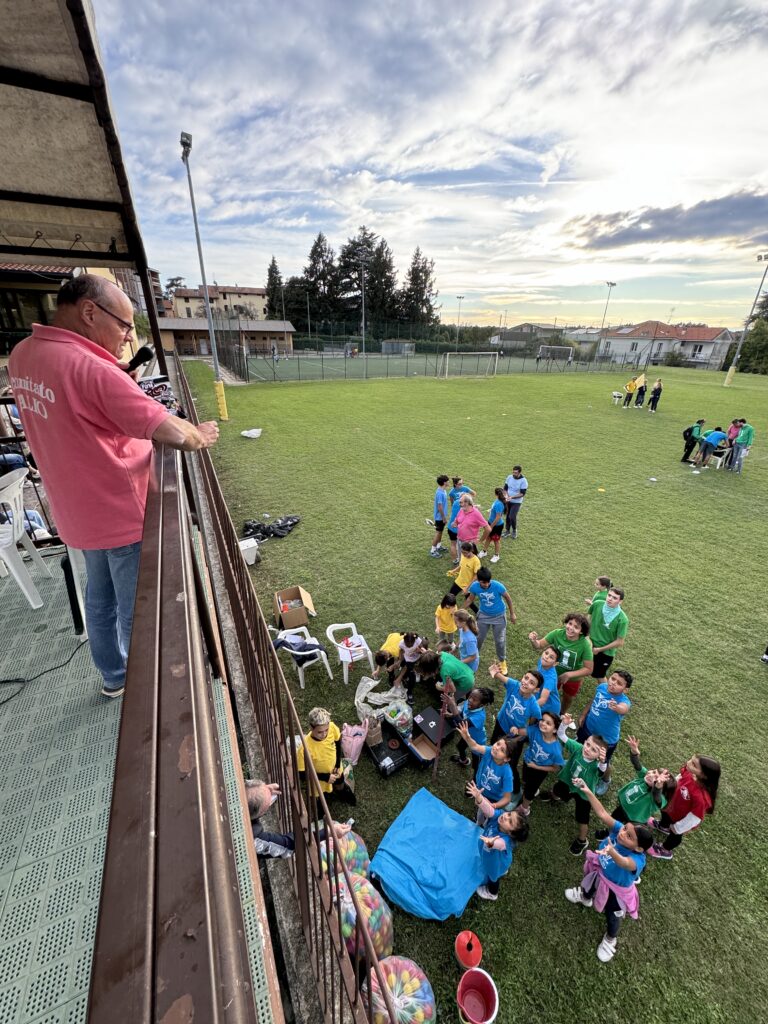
[448,685,495,768]
[467,780,529,901]
[650,754,721,860]
[565,778,653,963]
[457,724,515,825]
[594,736,675,838]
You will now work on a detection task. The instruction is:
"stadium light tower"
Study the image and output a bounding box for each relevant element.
[598,282,617,357]
[455,295,464,352]
[724,253,768,387]
[180,131,228,420]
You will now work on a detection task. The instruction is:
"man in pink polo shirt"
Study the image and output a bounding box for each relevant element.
[9,274,219,697]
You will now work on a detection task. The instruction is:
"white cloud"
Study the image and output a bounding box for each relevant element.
[92,0,768,324]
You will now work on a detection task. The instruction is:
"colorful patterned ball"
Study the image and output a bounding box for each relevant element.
[366,955,436,1024]
[337,873,394,960]
[320,829,371,879]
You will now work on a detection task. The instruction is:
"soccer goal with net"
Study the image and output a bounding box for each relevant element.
[437,351,499,378]
[537,345,574,363]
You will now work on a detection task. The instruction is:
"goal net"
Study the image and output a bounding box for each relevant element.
[437,351,499,379]
[537,345,573,361]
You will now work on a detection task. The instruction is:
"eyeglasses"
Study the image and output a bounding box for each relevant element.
[91,300,135,340]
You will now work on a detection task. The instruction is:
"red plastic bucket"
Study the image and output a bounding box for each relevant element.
[457,968,498,1024]
[454,931,483,970]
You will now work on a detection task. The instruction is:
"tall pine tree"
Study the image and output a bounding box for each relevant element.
[265,256,284,319]
[398,247,440,325]
[336,226,378,325]
[303,233,339,323]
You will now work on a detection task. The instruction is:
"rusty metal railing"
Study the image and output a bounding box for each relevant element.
[174,354,398,1024]
[88,446,263,1023]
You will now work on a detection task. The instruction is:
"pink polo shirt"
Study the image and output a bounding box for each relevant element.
[8,324,169,549]
[456,506,489,543]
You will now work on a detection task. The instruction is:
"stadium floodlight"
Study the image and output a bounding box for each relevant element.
[180,130,228,420]
[455,295,464,352]
[724,253,768,387]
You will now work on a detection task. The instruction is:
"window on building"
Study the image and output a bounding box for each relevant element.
[693,344,703,356]
[630,342,638,352]
[655,342,663,353]
[185,307,192,317]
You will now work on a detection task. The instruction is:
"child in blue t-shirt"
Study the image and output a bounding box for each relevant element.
[565,778,653,963]
[489,665,543,792]
[448,685,495,768]
[467,780,529,901]
[430,475,450,557]
[519,711,565,815]
[457,725,516,825]
[481,487,507,564]
[536,646,560,716]
[455,609,480,672]
[577,669,632,792]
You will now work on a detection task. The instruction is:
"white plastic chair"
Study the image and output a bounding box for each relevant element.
[0,468,53,609]
[325,622,375,686]
[272,625,333,690]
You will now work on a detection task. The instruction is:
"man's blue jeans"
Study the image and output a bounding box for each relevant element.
[728,442,746,473]
[82,542,142,690]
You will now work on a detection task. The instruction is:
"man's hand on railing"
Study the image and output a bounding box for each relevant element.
[152,416,219,451]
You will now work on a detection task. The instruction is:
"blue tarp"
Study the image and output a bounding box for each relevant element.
[370,788,485,920]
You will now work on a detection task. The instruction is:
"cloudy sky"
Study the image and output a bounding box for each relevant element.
[95,0,768,327]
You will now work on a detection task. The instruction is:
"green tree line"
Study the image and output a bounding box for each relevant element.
[264,227,441,337]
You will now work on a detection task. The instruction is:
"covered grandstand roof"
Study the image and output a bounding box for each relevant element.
[0,0,148,269]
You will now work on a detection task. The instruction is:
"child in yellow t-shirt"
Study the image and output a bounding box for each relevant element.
[435,593,458,646]
[447,542,482,611]
[373,632,404,683]
[296,707,342,795]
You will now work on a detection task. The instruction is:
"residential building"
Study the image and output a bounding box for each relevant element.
[114,267,168,318]
[489,323,562,347]
[158,317,294,356]
[599,321,734,368]
[172,285,268,319]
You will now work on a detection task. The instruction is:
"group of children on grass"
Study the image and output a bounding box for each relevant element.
[283,471,722,965]
[364,564,721,963]
[429,472,528,563]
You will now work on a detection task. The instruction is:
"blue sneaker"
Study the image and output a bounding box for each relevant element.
[595,778,610,797]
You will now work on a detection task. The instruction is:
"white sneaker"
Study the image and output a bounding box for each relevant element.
[490,555,500,563]
[476,885,498,901]
[478,550,487,558]
[564,886,593,908]
[597,934,617,963]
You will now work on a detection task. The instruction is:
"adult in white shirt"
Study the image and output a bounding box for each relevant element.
[503,466,528,539]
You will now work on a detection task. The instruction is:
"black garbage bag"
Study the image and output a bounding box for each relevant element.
[242,515,300,541]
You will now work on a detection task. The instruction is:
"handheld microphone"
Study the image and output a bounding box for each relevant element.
[124,345,154,373]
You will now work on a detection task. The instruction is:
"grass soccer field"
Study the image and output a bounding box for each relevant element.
[185,362,768,1024]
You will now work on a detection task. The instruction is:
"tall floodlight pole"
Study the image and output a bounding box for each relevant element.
[598,282,616,359]
[306,291,312,343]
[724,253,768,386]
[455,295,464,352]
[179,132,228,420]
[281,285,287,354]
[357,253,370,374]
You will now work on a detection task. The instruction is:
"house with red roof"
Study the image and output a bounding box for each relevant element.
[599,320,734,368]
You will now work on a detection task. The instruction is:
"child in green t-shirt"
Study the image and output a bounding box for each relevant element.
[540,714,608,855]
[584,575,611,607]
[594,736,675,837]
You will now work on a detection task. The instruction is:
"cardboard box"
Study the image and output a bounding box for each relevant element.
[273,585,315,629]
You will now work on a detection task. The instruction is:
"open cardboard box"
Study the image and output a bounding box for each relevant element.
[273,585,316,629]
[404,733,440,765]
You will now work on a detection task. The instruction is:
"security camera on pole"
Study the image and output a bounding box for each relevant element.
[179,131,228,420]
[724,253,768,387]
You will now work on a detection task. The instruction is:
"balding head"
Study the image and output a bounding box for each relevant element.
[53,273,136,359]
